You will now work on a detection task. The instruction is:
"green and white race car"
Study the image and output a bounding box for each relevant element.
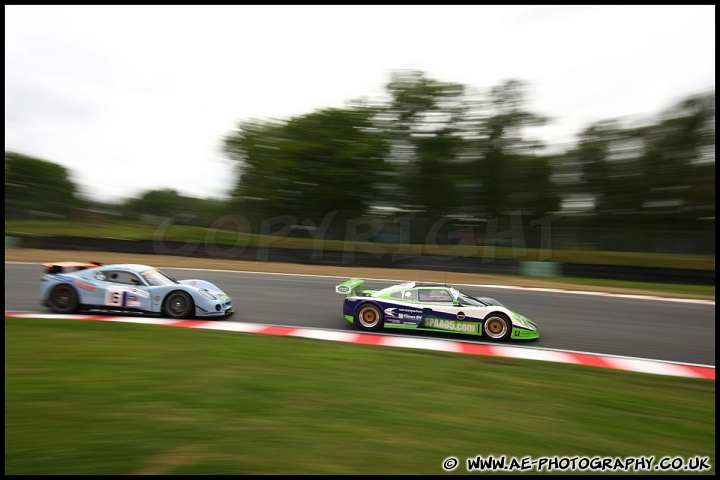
[335,278,539,342]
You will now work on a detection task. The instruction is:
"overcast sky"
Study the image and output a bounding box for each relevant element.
[5,5,715,203]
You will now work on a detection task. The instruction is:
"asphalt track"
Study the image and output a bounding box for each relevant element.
[4,262,715,378]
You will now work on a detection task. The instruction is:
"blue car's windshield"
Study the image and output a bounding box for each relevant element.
[141,269,178,286]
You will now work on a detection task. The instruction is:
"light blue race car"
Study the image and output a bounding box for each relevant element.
[335,278,539,342]
[40,261,233,319]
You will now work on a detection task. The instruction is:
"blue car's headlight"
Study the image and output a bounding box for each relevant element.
[199,289,217,300]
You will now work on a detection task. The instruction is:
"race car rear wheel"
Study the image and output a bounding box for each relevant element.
[482,313,512,342]
[163,291,195,319]
[47,284,79,314]
[355,303,383,331]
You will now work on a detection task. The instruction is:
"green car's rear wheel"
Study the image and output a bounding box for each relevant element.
[355,303,383,331]
[483,313,512,342]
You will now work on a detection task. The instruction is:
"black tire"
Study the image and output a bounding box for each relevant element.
[355,303,383,331]
[482,313,513,342]
[163,291,195,319]
[47,284,79,314]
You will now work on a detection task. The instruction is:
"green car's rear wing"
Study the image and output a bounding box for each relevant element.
[335,278,365,297]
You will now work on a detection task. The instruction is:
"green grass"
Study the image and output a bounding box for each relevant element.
[5,219,716,270]
[5,317,715,475]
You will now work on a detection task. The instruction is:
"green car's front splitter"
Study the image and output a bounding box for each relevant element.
[511,327,540,340]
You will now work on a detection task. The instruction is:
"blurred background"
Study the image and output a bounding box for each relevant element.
[5,71,715,255]
[5,6,715,257]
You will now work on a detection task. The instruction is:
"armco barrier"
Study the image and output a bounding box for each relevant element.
[5,234,715,286]
[5,236,21,249]
[520,261,562,277]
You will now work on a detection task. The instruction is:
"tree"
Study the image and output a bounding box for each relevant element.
[633,91,715,223]
[382,70,468,236]
[468,79,550,221]
[118,188,232,228]
[571,120,635,217]
[224,106,390,236]
[5,151,81,219]
[121,189,187,219]
[575,91,715,225]
[503,153,561,219]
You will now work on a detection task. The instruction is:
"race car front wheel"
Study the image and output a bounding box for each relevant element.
[482,313,512,342]
[47,284,79,314]
[163,291,195,319]
[355,303,383,331]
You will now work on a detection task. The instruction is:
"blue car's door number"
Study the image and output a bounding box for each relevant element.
[105,286,149,308]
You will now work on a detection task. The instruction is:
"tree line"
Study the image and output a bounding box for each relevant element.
[5,70,715,251]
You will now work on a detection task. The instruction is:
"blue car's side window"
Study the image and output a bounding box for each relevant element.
[105,271,143,286]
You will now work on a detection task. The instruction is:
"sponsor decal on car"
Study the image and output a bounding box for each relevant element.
[384,307,423,321]
[129,287,150,298]
[422,317,479,334]
[513,328,538,338]
[105,286,147,307]
[73,279,97,291]
[105,286,125,306]
[125,295,141,307]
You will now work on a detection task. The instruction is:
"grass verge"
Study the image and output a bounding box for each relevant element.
[5,317,715,475]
